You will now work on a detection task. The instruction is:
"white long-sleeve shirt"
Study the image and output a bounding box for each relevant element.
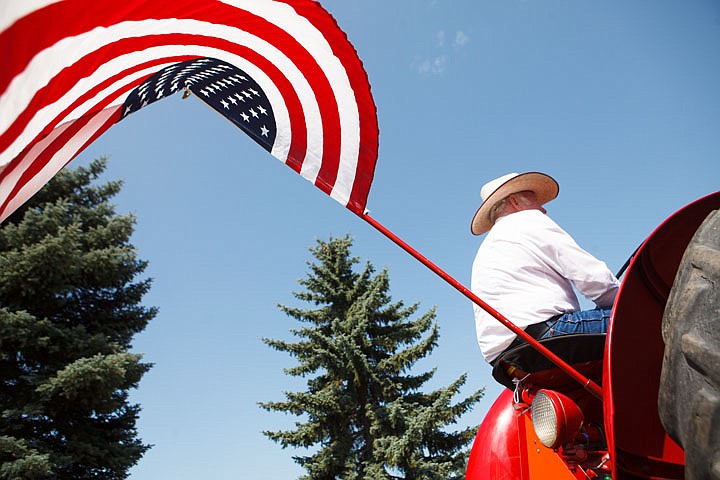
[471,209,619,362]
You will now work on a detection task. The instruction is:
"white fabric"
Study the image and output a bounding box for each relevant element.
[471,209,619,362]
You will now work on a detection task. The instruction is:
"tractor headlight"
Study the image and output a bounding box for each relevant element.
[531,389,584,449]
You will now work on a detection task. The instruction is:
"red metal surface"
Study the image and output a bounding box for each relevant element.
[604,191,720,479]
[468,389,587,479]
[467,389,524,480]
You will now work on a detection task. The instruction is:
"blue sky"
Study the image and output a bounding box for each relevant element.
[70,1,720,478]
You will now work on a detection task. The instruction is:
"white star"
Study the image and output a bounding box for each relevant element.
[228,96,238,105]
[240,112,250,122]
[260,125,269,137]
[201,89,210,97]
[220,99,229,109]
[234,93,245,103]
[242,91,252,98]
[257,105,268,115]
[249,108,258,118]
[249,88,260,97]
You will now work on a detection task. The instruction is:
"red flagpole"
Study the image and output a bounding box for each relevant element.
[361,213,603,400]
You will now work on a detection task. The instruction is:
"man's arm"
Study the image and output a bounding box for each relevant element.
[535,217,620,307]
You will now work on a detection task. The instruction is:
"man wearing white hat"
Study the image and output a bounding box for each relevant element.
[470,172,620,364]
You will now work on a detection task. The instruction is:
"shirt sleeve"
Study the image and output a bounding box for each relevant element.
[531,216,620,308]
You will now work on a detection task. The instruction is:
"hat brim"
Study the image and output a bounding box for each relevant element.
[470,172,559,235]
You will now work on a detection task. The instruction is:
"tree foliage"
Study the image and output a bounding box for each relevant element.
[0,158,156,479]
[261,236,483,479]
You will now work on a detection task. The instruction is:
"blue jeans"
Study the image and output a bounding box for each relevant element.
[540,308,611,338]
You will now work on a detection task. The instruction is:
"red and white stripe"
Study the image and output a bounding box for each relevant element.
[0,0,378,222]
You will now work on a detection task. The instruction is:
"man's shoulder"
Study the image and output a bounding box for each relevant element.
[493,209,551,232]
[482,211,569,253]
[505,209,565,232]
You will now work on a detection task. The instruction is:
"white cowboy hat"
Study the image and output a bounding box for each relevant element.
[470,172,559,235]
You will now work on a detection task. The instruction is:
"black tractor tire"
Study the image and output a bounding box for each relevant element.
[659,209,720,480]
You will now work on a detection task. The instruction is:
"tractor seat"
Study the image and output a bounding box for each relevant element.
[491,333,607,391]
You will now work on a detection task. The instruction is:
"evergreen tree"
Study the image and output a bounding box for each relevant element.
[0,158,156,479]
[261,236,483,480]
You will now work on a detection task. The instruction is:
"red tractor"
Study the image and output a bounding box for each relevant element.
[466,191,720,480]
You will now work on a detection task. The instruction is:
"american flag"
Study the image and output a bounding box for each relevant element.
[0,0,379,222]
